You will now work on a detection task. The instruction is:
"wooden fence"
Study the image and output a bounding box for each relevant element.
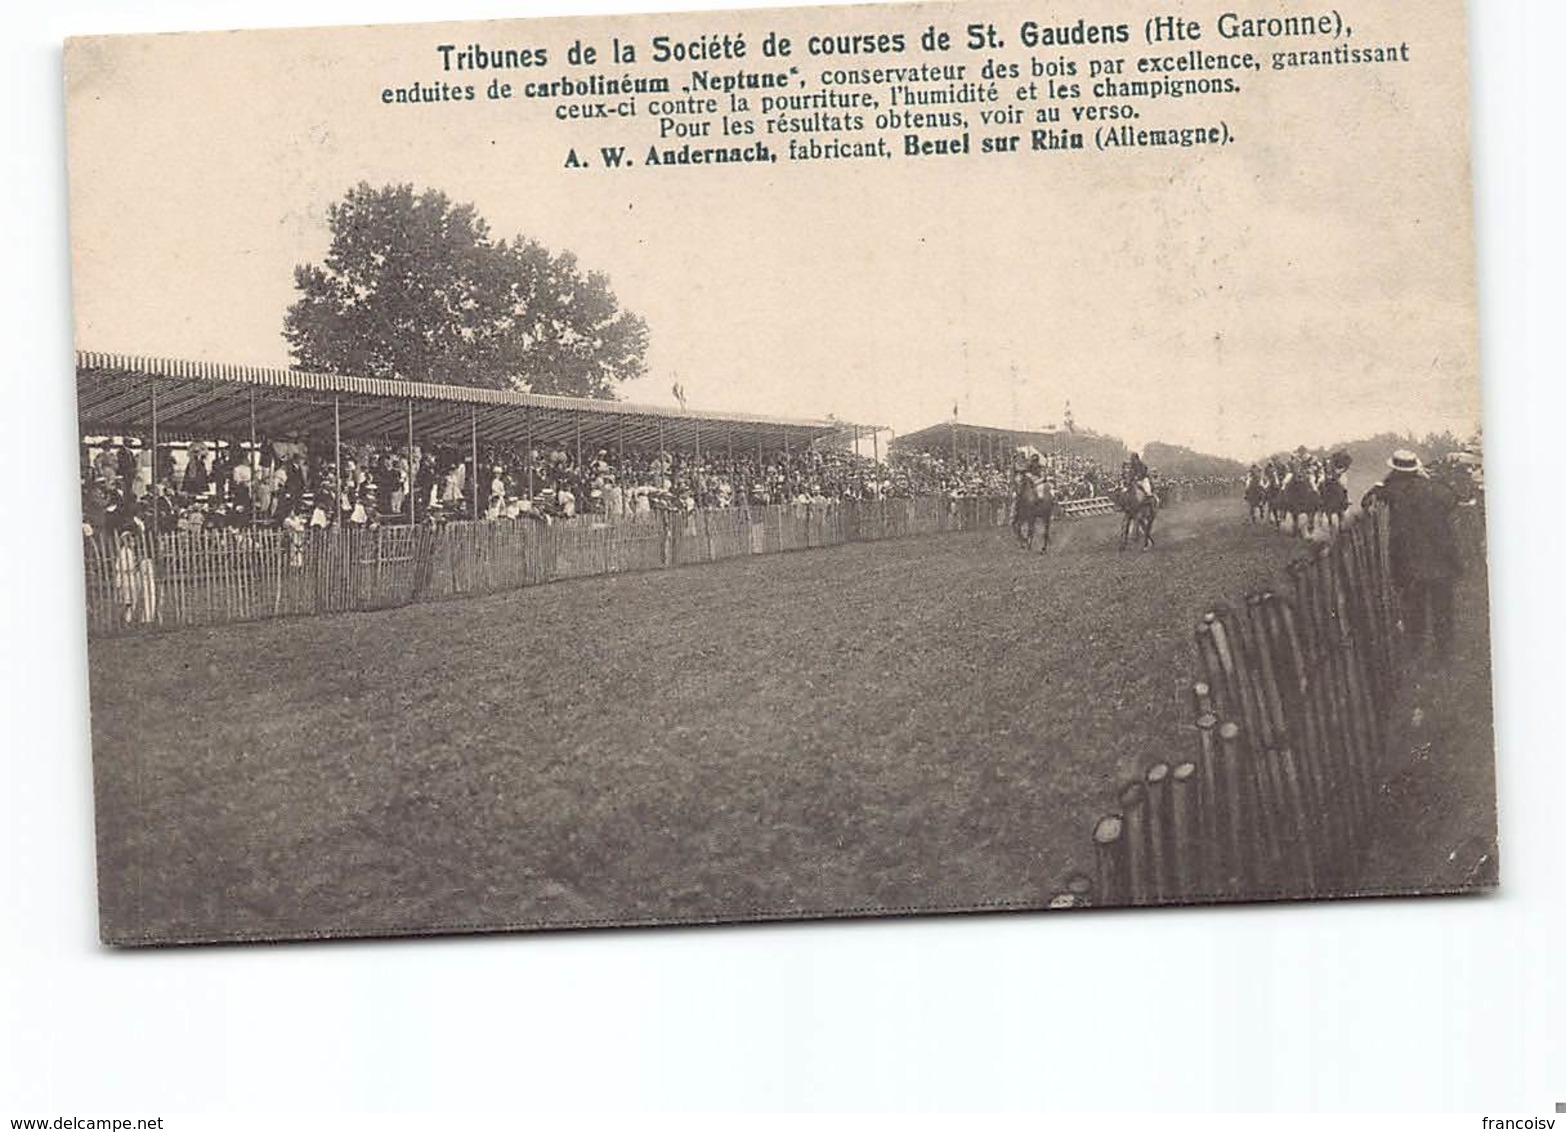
[1048,503,1483,909]
[1058,496,1119,518]
[83,496,1021,636]
[1053,482,1240,519]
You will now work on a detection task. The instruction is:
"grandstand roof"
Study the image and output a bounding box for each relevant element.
[895,422,1029,450]
[75,351,868,455]
[893,421,1102,452]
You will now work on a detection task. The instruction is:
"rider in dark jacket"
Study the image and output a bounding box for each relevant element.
[1126,452,1152,499]
[1024,453,1046,488]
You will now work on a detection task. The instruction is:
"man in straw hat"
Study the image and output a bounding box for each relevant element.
[1361,449,1462,659]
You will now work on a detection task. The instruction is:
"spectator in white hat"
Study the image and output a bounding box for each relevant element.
[1362,449,1462,659]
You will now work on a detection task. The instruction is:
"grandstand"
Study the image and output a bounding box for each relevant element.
[890,419,1128,470]
[76,351,878,493]
[74,352,1178,636]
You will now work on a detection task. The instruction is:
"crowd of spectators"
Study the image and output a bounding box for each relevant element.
[79,434,1161,541]
[885,449,1110,501]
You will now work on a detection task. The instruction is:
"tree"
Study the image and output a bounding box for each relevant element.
[1143,441,1246,479]
[284,183,649,397]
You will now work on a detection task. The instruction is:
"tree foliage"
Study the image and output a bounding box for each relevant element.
[284,183,648,398]
[1290,430,1472,478]
[1142,441,1247,479]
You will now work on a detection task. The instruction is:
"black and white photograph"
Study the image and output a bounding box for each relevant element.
[61,0,1495,947]
[18,0,1566,1119]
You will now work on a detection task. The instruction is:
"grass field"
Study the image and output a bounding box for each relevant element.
[90,499,1318,943]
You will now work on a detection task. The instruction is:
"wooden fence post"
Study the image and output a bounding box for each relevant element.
[1119,781,1152,907]
[1221,719,1283,896]
[1144,763,1173,904]
[1093,815,1128,908]
[1168,761,1204,900]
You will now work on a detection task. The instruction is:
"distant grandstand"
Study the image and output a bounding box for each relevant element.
[890,420,1128,470]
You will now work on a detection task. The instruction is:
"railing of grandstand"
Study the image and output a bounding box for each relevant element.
[81,495,1021,636]
[78,479,1247,637]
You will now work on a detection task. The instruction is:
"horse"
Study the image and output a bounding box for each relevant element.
[1115,482,1158,551]
[1318,473,1349,533]
[1280,471,1322,537]
[1244,476,1267,524]
[1012,474,1056,552]
[1263,470,1286,528]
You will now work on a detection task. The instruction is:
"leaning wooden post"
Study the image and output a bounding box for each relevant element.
[1119,781,1152,906]
[1246,593,1289,748]
[1222,600,1272,750]
[1206,607,1265,748]
[1311,552,1367,860]
[1288,556,1324,660]
[1195,618,1229,714]
[1215,720,1252,901]
[1093,815,1128,907]
[1248,606,1319,892]
[1373,506,1400,678]
[1144,763,1173,904]
[1272,593,1341,877]
[1169,761,1203,900]
[1219,720,1272,894]
[1274,739,1318,897]
[1354,514,1393,699]
[1329,534,1383,818]
[1194,712,1235,895]
[1373,508,1401,702]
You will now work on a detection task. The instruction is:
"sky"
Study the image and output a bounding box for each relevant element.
[63,0,1482,461]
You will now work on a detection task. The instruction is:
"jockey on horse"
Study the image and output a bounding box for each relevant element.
[1319,451,1351,531]
[1011,447,1055,552]
[1127,451,1152,499]
[1280,452,1323,536]
[1244,464,1267,524]
[1116,451,1158,551]
[1263,459,1287,527]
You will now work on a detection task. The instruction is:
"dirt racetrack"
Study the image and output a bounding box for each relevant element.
[88,498,1312,943]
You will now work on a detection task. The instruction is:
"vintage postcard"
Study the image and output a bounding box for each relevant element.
[64,0,1494,944]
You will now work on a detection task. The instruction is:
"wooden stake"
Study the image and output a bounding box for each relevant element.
[1169,761,1203,900]
[1093,815,1127,908]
